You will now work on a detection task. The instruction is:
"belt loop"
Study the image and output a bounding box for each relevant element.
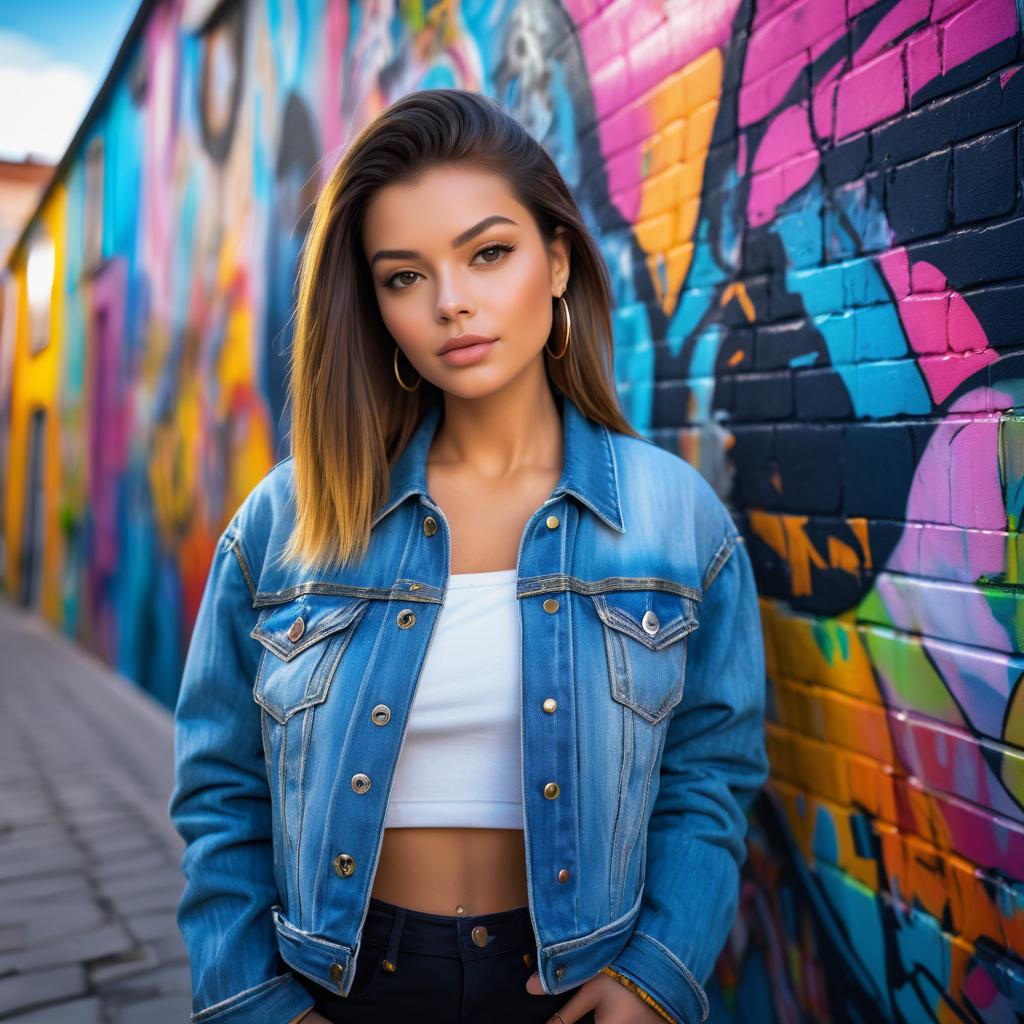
[383,906,406,973]
[513,907,535,968]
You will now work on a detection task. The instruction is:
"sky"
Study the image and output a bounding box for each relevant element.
[0,0,140,164]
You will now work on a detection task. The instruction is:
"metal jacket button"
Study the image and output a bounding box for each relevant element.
[558,868,570,882]
[352,774,371,793]
[371,704,391,725]
[397,609,416,628]
[555,965,566,979]
[642,610,659,635]
[330,962,344,989]
[545,515,559,529]
[542,698,557,713]
[333,853,355,877]
[423,515,438,536]
[544,782,560,799]
[288,617,305,642]
[543,598,559,613]
[471,926,489,947]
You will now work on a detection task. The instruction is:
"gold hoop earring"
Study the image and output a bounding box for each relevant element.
[546,294,571,360]
[394,345,421,391]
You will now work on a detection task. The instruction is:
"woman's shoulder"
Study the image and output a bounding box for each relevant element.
[224,455,297,579]
[606,427,740,569]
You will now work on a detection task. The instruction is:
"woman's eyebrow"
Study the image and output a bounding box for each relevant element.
[370,214,518,267]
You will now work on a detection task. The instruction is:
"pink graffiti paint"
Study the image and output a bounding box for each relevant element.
[752,103,814,173]
[739,51,807,128]
[906,28,941,99]
[880,248,999,401]
[744,0,846,82]
[941,0,1019,75]
[948,293,990,353]
[855,0,932,67]
[560,0,741,224]
[811,62,843,138]
[835,43,906,140]
[747,104,821,225]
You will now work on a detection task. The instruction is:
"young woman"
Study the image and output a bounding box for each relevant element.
[170,89,768,1024]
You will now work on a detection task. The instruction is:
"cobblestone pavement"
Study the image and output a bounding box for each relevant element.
[0,596,190,1023]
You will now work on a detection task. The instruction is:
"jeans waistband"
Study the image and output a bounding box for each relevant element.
[360,896,536,966]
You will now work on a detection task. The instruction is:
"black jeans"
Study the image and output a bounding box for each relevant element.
[294,896,597,1023]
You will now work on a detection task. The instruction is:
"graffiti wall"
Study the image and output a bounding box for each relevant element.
[2,0,1021,1019]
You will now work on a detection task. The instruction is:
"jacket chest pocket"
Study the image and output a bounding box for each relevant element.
[250,595,371,724]
[591,588,699,725]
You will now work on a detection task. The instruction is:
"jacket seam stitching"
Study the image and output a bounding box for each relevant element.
[700,531,739,593]
[227,530,258,602]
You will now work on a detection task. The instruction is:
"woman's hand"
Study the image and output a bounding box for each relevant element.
[526,969,668,1022]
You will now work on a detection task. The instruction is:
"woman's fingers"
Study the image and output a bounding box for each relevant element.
[525,970,601,1023]
[543,985,597,1024]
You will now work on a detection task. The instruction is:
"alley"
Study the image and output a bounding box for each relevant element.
[0,596,190,1023]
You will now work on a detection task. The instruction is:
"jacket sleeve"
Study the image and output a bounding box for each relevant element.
[606,527,770,1024]
[168,519,316,1023]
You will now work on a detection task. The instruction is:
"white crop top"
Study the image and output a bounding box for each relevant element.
[383,567,525,829]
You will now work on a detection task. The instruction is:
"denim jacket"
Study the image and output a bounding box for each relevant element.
[169,388,769,1024]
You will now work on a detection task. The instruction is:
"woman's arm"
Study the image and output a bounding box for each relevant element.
[168,520,316,1023]
[605,526,770,1024]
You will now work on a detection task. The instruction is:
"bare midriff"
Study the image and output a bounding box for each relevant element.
[370,827,530,915]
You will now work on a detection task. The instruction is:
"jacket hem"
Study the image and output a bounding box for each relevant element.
[191,971,315,1023]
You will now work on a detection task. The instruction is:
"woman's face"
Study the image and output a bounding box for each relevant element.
[362,163,570,399]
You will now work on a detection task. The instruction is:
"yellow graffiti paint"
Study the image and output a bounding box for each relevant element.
[640,48,723,314]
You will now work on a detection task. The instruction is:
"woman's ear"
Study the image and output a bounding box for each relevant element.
[549,226,570,294]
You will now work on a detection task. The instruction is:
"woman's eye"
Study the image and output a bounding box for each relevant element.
[475,243,515,264]
[383,243,514,290]
[386,271,419,289]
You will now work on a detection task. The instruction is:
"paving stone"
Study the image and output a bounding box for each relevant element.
[123,910,184,945]
[20,899,107,944]
[87,944,161,986]
[94,851,172,882]
[0,922,135,973]
[98,871,177,899]
[4,996,102,1023]
[0,965,87,1016]
[95,959,191,996]
[0,875,91,912]
[112,993,191,1023]
[0,601,189,1021]
[137,933,188,965]
[105,880,184,917]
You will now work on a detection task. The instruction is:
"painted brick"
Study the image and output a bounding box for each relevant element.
[952,126,1018,223]
[835,42,907,140]
[885,149,952,242]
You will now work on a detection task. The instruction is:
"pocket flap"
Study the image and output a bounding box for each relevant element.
[592,590,698,651]
[251,595,369,663]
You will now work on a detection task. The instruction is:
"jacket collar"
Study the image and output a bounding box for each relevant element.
[370,389,625,533]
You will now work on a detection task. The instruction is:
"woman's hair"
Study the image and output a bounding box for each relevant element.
[280,87,643,572]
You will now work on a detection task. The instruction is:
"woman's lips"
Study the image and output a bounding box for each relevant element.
[439,339,497,366]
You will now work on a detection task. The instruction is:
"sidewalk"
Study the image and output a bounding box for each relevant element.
[0,595,190,1023]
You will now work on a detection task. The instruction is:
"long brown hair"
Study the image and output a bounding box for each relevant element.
[280,87,642,573]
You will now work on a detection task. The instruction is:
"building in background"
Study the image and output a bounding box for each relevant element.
[0,157,55,267]
[1,0,1022,1020]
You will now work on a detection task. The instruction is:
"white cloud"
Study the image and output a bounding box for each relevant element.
[0,28,95,163]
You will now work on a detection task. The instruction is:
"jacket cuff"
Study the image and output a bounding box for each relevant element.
[192,971,315,1023]
[601,965,677,1022]
[608,931,708,1024]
